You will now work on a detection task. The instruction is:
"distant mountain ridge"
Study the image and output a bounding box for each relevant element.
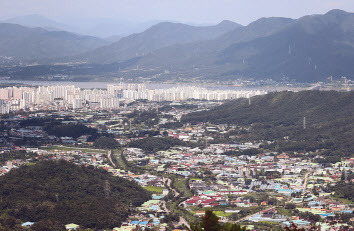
[3,14,70,31]
[2,15,161,38]
[1,10,354,82]
[129,9,354,82]
[216,9,354,82]
[130,17,294,70]
[68,20,242,64]
[0,23,108,61]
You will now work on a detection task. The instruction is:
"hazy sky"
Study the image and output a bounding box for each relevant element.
[1,0,354,25]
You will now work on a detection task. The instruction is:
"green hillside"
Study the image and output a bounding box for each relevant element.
[182,91,354,159]
[0,160,151,230]
[129,137,185,152]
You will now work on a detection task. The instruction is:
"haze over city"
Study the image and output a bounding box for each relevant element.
[0,1,353,231]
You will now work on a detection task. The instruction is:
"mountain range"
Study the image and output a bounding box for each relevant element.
[127,9,354,82]
[1,10,354,82]
[0,23,108,61]
[3,14,70,32]
[68,20,241,64]
[2,15,170,38]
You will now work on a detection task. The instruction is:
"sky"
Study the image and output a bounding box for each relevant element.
[1,0,354,25]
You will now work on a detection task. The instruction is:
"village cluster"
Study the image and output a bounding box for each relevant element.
[0,99,353,231]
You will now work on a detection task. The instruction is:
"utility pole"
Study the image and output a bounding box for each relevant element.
[303,117,306,130]
[104,180,110,198]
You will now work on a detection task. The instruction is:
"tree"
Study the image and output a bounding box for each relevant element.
[44,122,97,139]
[190,210,220,231]
[31,219,66,231]
[0,160,151,230]
[0,215,27,231]
[222,223,247,231]
[312,187,319,197]
[162,213,179,223]
[245,179,252,185]
[284,222,320,231]
[190,210,247,231]
[341,171,346,182]
[128,137,185,152]
[285,203,296,210]
[94,137,120,149]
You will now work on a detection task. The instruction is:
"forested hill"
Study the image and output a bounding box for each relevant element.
[0,160,151,230]
[182,91,354,125]
[182,91,354,156]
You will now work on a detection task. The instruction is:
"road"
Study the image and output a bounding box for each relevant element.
[163,177,189,229]
[161,200,170,213]
[177,216,190,229]
[107,150,116,167]
[164,177,180,197]
[303,172,310,189]
[52,145,106,152]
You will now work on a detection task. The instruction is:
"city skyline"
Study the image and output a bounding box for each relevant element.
[0,83,266,114]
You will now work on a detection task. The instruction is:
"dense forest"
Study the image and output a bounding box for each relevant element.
[94,136,120,149]
[326,172,354,202]
[0,150,38,164]
[0,160,151,230]
[128,137,186,152]
[43,121,98,138]
[126,110,160,126]
[182,91,354,156]
[20,118,99,139]
[330,182,354,202]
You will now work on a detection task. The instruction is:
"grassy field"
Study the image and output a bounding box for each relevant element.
[277,208,292,216]
[190,209,231,217]
[41,146,107,154]
[112,150,126,169]
[213,211,232,217]
[143,186,165,193]
[174,178,193,197]
[331,195,353,205]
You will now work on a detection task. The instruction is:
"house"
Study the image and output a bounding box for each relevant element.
[195,211,206,216]
[225,209,240,213]
[185,198,200,206]
[139,221,148,227]
[262,210,276,218]
[277,153,290,159]
[22,222,34,228]
[65,223,79,230]
[113,225,136,231]
[261,201,268,206]
[162,189,169,195]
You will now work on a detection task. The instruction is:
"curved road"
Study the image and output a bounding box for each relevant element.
[163,177,189,229]
[107,150,117,167]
